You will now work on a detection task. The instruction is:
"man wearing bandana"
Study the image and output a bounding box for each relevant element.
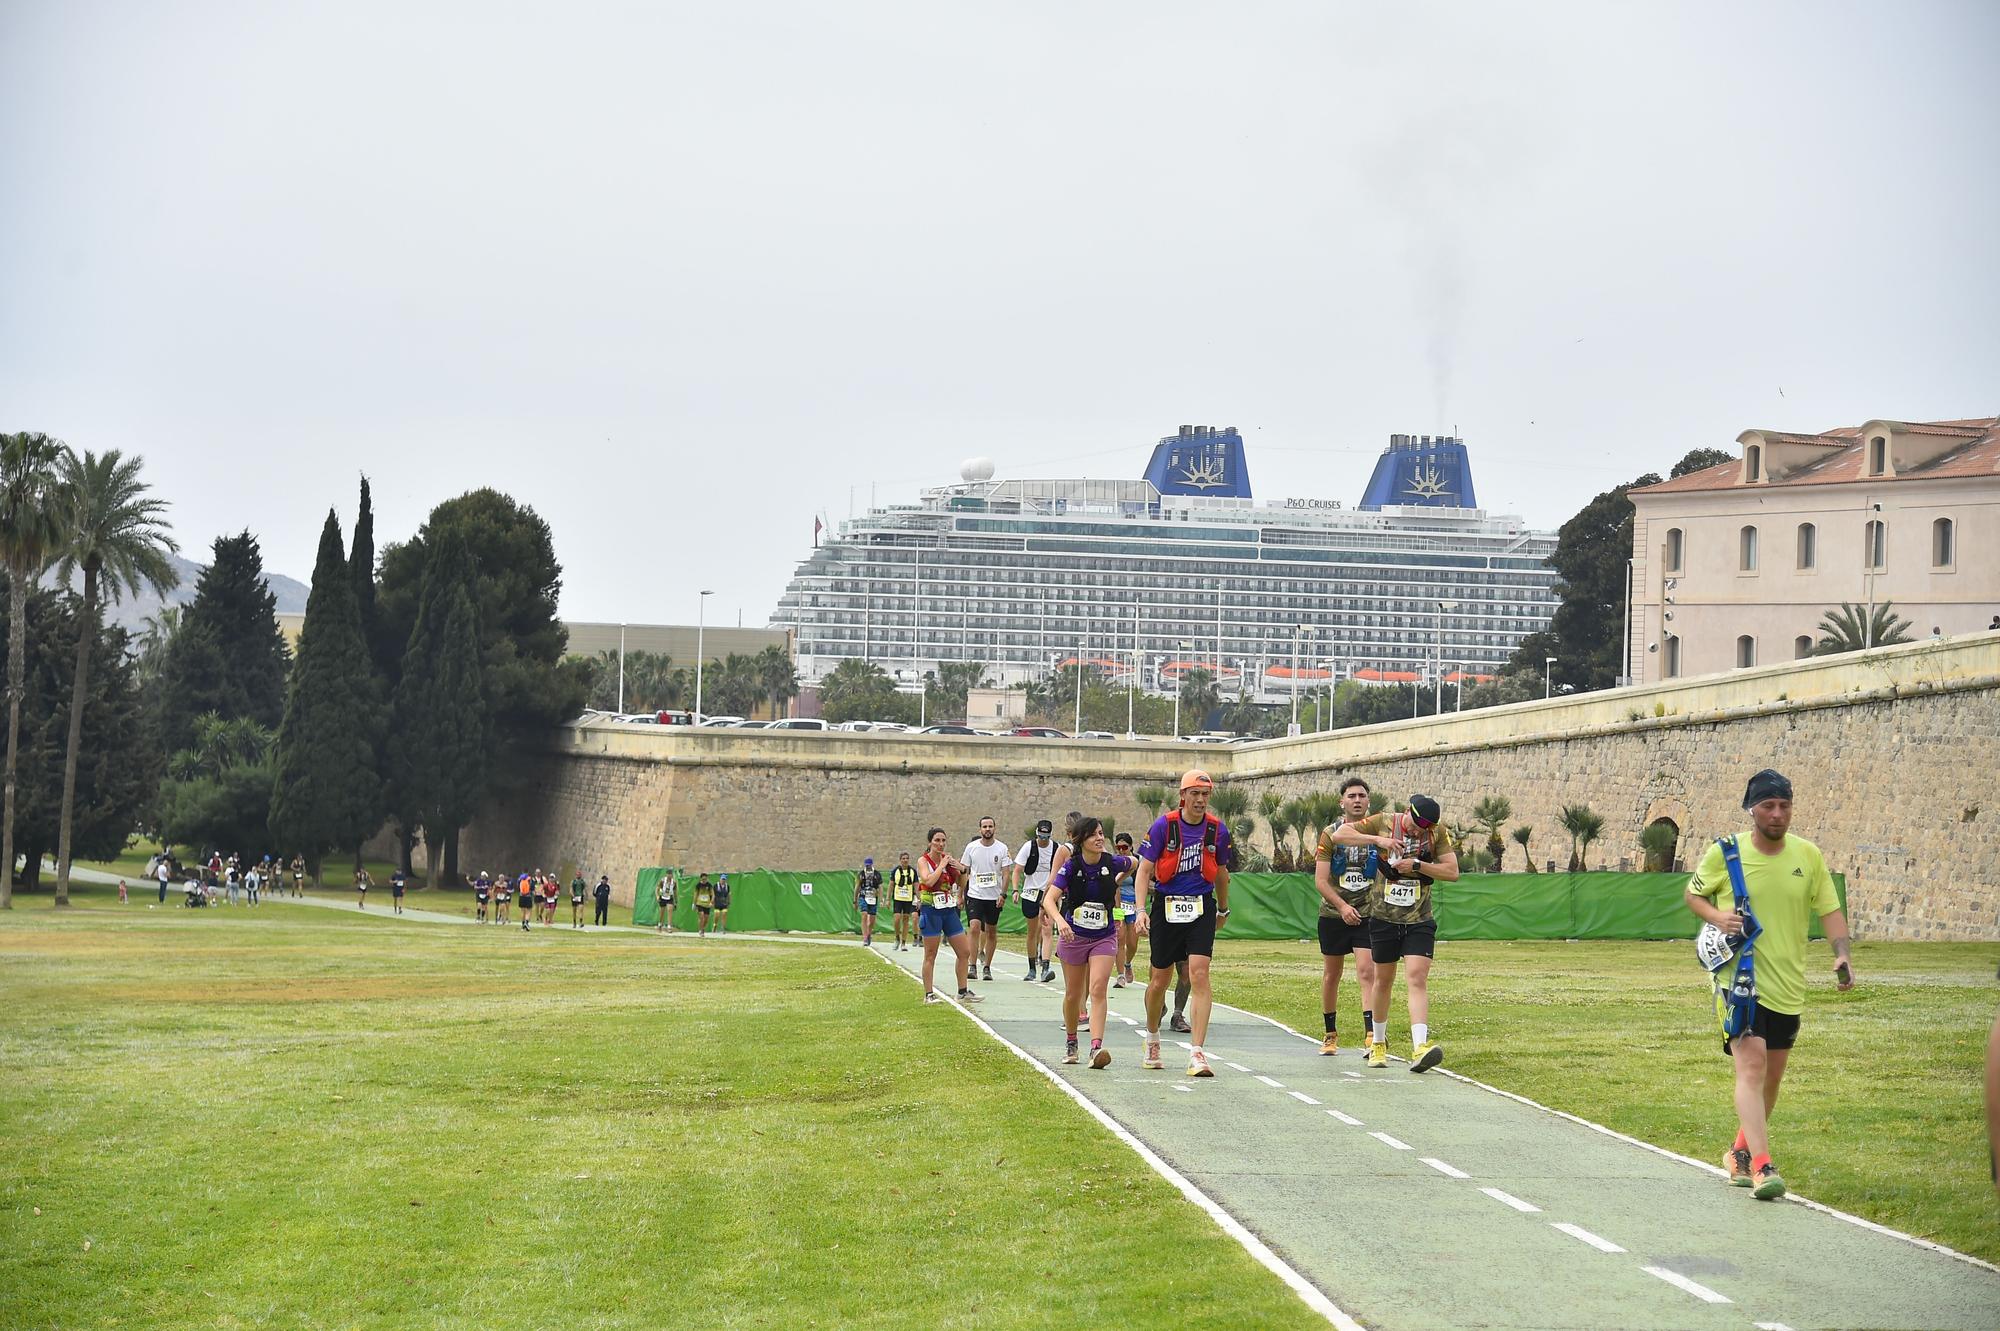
[1334,793,1457,1072]
[1687,768,1853,1201]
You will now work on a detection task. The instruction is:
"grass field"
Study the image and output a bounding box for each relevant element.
[1214,936,2000,1266]
[0,884,1323,1330]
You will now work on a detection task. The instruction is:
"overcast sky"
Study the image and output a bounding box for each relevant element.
[5,2,1996,628]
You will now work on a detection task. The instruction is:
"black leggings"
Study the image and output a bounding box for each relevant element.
[594,901,609,925]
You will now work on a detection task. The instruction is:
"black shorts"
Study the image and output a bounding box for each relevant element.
[965,897,1001,927]
[1724,1002,1802,1055]
[1368,917,1437,963]
[1317,912,1372,957]
[1018,894,1043,920]
[892,899,915,914]
[1149,894,1217,970]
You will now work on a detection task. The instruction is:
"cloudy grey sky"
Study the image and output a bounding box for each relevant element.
[5,2,1996,628]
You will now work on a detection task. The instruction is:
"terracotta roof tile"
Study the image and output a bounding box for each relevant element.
[1632,418,1999,496]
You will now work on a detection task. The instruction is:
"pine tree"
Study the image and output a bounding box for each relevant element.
[269,512,382,876]
[158,531,290,752]
[387,531,488,884]
[345,476,394,864]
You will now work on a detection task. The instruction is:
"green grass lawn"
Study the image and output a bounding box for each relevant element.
[1213,936,2000,1265]
[0,883,1322,1331]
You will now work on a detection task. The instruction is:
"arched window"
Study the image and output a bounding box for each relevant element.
[1933,517,1955,568]
[1794,635,1814,659]
[1796,522,1816,570]
[1736,635,1756,669]
[1664,527,1684,573]
[1868,436,1887,475]
[1865,519,1887,570]
[1744,444,1763,483]
[1664,635,1681,678]
[1739,525,1758,572]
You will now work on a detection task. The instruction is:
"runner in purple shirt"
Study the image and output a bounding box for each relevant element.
[1048,817,1130,1069]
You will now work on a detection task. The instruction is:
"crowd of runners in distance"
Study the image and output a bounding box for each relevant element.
[646,871,733,937]
[140,850,323,910]
[871,764,1856,1205]
[471,869,616,930]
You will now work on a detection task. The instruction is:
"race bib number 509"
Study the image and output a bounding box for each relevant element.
[1164,896,1202,924]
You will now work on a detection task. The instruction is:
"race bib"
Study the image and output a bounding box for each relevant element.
[894,885,914,902]
[861,893,876,907]
[1072,903,1109,930]
[1164,895,1202,924]
[1020,887,1042,903]
[933,889,957,909]
[973,872,999,892]
[1341,871,1369,893]
[1385,879,1421,908]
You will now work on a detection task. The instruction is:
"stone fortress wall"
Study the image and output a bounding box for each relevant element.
[463,632,2000,940]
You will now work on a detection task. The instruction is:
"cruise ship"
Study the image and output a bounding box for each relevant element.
[770,426,1558,701]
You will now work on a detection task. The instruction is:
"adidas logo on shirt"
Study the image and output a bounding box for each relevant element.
[1791,867,1804,876]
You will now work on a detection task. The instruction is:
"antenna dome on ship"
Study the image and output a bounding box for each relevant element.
[960,457,995,483]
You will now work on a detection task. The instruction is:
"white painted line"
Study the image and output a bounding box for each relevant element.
[1419,1157,1468,1179]
[1340,1070,1364,1079]
[1326,1109,1364,1127]
[1288,1091,1322,1105]
[1368,1131,1412,1151]
[1255,1075,1286,1089]
[1752,1323,1795,1330]
[1173,1085,1192,1094]
[1549,1222,1624,1253]
[1119,1016,1137,1025]
[1174,1040,1193,1050]
[1225,1062,1253,1073]
[863,948,1363,1330]
[1640,1266,1731,1304]
[1479,1187,1541,1213]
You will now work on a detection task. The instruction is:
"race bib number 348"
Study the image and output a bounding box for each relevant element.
[1071,903,1108,930]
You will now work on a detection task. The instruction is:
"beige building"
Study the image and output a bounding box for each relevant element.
[1627,417,1999,684]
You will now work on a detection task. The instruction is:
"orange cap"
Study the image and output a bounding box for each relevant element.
[1179,769,1214,792]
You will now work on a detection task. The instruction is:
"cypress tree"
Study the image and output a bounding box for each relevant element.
[387,531,487,882]
[269,511,382,876]
[350,475,379,657]
[159,531,289,751]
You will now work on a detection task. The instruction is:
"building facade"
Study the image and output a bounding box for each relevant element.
[1627,416,2000,684]
[769,427,1558,703]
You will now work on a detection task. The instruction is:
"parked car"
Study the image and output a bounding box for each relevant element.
[1187,734,1235,745]
[733,720,771,729]
[1010,726,1069,739]
[834,720,874,732]
[699,715,745,727]
[767,718,831,731]
[656,710,696,725]
[917,724,978,735]
[612,713,659,724]
[869,722,911,732]
[1076,730,1116,740]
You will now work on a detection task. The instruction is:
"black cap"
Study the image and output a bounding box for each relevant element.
[1742,768,1793,809]
[1035,819,1053,834]
[1408,794,1441,827]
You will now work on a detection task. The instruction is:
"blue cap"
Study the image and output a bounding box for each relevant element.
[864,857,874,866]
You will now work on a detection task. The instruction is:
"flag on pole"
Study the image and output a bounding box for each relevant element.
[814,516,822,548]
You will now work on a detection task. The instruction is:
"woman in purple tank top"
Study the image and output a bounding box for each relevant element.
[1049,817,1132,1069]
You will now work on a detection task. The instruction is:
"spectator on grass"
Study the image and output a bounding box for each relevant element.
[594,874,612,926]
[655,872,675,933]
[117,878,128,905]
[155,857,170,904]
[225,863,241,906]
[245,865,261,906]
[713,874,732,933]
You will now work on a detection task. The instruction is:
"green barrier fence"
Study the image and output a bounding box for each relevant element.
[631,869,1844,941]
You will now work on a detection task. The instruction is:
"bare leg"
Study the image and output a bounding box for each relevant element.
[1087,954,1114,1044]
[922,932,941,994]
[1187,955,1214,1047]
[1404,954,1433,1029]
[1370,962,1399,1044]
[1733,1036,1774,1157]
[1062,960,1087,1036]
[950,931,972,990]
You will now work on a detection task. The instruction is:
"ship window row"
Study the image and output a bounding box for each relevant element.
[817,555,1554,588]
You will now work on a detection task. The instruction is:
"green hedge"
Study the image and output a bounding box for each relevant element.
[631,868,1847,941]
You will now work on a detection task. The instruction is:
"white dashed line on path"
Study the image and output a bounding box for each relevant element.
[1288,1091,1321,1105]
[1419,1157,1469,1179]
[1368,1131,1412,1150]
[1340,1070,1364,1079]
[1326,1109,1364,1126]
[1255,1075,1286,1089]
[1225,1062,1253,1073]
[1480,1188,1542,1214]
[1173,1085,1192,1094]
[1640,1266,1732,1304]
[1752,1322,1796,1330]
[1549,1223,1625,1254]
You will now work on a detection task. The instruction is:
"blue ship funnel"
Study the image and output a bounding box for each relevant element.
[1144,425,1252,499]
[1358,434,1477,510]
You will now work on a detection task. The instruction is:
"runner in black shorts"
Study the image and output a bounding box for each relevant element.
[1334,794,1456,1073]
[1134,771,1234,1078]
[1312,776,1379,1058]
[474,872,491,923]
[889,854,918,951]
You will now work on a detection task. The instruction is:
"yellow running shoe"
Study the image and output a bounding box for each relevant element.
[1724,1147,1752,1187]
[1366,1041,1388,1069]
[1320,1033,1339,1056]
[1410,1041,1443,1073]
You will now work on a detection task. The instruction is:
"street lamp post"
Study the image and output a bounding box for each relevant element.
[694,590,714,721]
[1544,655,1557,700]
[1289,623,1305,736]
[1434,600,1458,714]
[1074,638,1085,737]
[617,622,627,714]
[1173,639,1192,739]
[1127,609,1138,740]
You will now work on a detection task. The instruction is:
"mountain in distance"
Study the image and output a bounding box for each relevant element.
[84,550,310,637]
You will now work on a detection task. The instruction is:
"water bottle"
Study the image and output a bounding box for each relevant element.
[1364,848,1379,879]
[1329,846,1348,875]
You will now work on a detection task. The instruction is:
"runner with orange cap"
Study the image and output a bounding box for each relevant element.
[1134,769,1234,1077]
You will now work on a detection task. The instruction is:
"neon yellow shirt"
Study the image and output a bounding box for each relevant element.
[1693,834,1841,1016]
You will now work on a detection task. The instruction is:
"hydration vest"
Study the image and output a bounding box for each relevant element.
[1153,813,1224,885]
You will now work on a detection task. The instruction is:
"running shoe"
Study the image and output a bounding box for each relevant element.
[1141,1039,1164,1070]
[1410,1041,1443,1073]
[1170,1012,1191,1034]
[958,988,983,1003]
[1320,1033,1339,1056]
[924,991,942,1005]
[982,965,993,982]
[1112,973,1127,989]
[1062,1037,1079,1065]
[1366,1041,1388,1069]
[1752,1164,1787,1200]
[1362,1031,1376,1060]
[1090,1045,1112,1070]
[1725,1147,1753,1187]
[1187,1049,1213,1078]
[1039,964,1054,984]
[1023,967,1038,981]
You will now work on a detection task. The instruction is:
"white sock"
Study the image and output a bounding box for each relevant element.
[1413,1023,1429,1046]
[1372,1020,1387,1042]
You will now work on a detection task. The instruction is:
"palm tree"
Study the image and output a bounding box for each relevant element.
[1,432,70,908]
[1265,804,1294,872]
[135,603,185,687]
[1640,821,1680,872]
[1471,795,1512,873]
[192,711,232,773]
[1368,789,1389,816]
[755,644,798,718]
[1814,601,1913,655]
[1210,787,1251,849]
[1558,803,1604,872]
[221,716,272,769]
[1510,824,1535,872]
[1178,667,1220,730]
[1279,798,1312,869]
[1133,785,1168,818]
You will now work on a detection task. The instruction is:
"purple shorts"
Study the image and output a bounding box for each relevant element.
[1057,931,1118,967]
